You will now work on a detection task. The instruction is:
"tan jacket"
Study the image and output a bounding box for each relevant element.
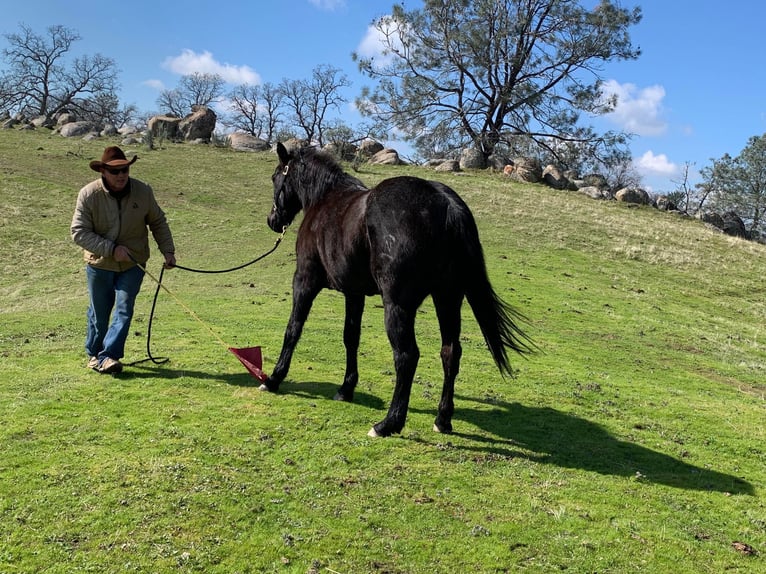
[71,177,175,272]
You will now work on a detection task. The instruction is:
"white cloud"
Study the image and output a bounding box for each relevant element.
[635,150,678,176]
[308,0,346,10]
[602,79,667,136]
[142,79,165,91]
[356,16,408,70]
[162,49,261,85]
[357,24,391,66]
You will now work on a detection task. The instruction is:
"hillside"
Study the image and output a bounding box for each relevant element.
[0,129,763,572]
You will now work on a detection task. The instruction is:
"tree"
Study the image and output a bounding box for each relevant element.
[354,0,641,167]
[157,72,224,116]
[700,134,766,236]
[279,64,351,146]
[224,81,283,141]
[0,23,121,123]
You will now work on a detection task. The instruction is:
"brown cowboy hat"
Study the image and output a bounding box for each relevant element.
[89,146,138,172]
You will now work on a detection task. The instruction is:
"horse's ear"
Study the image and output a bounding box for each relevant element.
[276,142,290,165]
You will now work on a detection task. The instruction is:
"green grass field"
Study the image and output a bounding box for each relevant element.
[0,129,764,573]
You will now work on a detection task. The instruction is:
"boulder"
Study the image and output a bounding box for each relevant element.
[101,124,118,137]
[542,164,571,190]
[60,121,95,138]
[358,139,384,158]
[721,211,748,238]
[2,117,20,129]
[700,211,725,230]
[578,186,611,200]
[511,157,542,183]
[434,159,460,172]
[615,187,651,205]
[582,173,609,189]
[369,148,402,165]
[656,196,677,211]
[459,147,486,170]
[228,132,270,152]
[488,152,511,171]
[147,115,181,140]
[179,105,216,142]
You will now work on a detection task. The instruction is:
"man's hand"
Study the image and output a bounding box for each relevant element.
[114,245,133,262]
[163,252,176,269]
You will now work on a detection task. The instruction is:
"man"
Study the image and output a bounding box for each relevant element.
[71,146,177,374]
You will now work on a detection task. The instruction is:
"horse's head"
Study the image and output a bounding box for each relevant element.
[267,142,303,232]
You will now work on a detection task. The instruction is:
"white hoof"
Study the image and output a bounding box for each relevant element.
[258,383,270,392]
[433,424,442,433]
[368,427,381,438]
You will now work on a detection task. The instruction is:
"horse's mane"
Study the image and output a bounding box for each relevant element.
[298,147,367,206]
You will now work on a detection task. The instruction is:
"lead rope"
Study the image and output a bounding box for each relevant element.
[128,227,287,366]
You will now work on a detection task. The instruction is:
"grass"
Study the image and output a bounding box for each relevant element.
[0,128,764,573]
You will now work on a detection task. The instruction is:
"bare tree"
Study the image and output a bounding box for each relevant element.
[157,72,224,116]
[0,23,120,123]
[354,0,641,166]
[668,161,695,214]
[224,81,283,141]
[279,64,351,146]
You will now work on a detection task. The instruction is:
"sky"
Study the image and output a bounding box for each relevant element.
[2,0,766,193]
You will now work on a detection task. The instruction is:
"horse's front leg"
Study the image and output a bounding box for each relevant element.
[260,273,321,392]
[334,293,365,402]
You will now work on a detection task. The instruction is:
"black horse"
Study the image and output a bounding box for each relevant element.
[263,142,532,437]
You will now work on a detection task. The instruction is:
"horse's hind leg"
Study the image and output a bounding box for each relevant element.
[334,293,365,402]
[369,301,419,437]
[432,292,463,434]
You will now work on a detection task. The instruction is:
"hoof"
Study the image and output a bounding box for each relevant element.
[433,422,453,434]
[333,391,352,402]
[258,383,276,392]
[368,427,382,438]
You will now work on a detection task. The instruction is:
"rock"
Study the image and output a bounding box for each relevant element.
[369,148,402,165]
[459,147,486,170]
[511,157,542,183]
[179,105,216,142]
[147,115,182,140]
[228,132,270,152]
[434,159,460,172]
[358,139,384,158]
[542,164,570,190]
[60,121,95,137]
[615,187,651,205]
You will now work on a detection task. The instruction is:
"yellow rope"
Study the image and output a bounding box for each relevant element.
[139,264,231,350]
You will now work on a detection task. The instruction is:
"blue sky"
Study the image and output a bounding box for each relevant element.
[3,1,765,193]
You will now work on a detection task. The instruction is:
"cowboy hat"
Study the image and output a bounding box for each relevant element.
[89,146,138,172]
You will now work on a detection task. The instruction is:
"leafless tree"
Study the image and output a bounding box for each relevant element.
[156,72,224,117]
[279,64,351,146]
[0,23,121,124]
[224,81,283,142]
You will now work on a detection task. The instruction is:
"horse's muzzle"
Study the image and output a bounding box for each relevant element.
[267,209,282,233]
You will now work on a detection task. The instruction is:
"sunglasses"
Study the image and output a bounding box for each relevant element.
[105,167,129,175]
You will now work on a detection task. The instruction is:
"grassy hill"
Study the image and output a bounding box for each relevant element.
[0,129,763,573]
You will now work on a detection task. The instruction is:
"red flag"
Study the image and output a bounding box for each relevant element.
[228,346,268,381]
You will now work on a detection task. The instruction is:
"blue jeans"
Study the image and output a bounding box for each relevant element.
[85,264,145,361]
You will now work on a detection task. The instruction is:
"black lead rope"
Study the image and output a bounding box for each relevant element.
[129,263,170,366]
[127,228,287,367]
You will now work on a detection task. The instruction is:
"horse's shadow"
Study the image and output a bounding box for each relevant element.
[421,394,753,495]
[124,369,753,495]
[258,380,755,495]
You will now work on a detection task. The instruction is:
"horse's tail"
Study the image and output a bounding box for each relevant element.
[446,192,534,376]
